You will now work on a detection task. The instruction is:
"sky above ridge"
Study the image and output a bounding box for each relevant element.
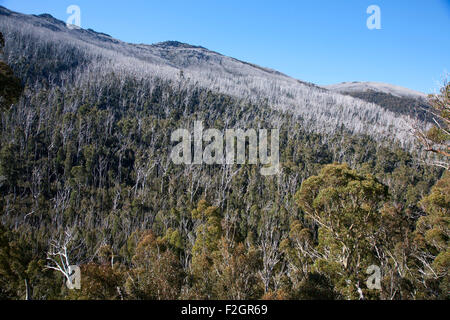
[1,0,449,93]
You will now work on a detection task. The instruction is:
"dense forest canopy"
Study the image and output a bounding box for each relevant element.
[0,7,448,300]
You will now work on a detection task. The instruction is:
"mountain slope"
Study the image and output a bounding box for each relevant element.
[0,6,444,301]
[324,81,427,100]
[324,82,431,121]
[0,6,422,144]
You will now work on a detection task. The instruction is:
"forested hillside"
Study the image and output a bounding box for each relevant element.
[0,7,448,300]
[335,90,431,122]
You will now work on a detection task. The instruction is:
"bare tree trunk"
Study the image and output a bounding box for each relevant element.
[25,278,30,300]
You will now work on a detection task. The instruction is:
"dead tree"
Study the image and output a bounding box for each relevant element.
[45,230,80,289]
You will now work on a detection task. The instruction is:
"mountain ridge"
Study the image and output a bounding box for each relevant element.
[2,6,422,97]
[324,81,427,100]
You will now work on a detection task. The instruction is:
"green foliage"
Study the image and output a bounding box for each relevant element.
[295,164,408,299]
[0,32,23,111]
[192,200,222,258]
[0,26,446,299]
[413,171,449,299]
[125,231,184,300]
[0,61,23,111]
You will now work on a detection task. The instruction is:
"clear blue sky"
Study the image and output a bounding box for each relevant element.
[1,0,449,93]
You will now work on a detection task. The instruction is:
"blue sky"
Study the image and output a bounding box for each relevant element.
[1,0,449,93]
